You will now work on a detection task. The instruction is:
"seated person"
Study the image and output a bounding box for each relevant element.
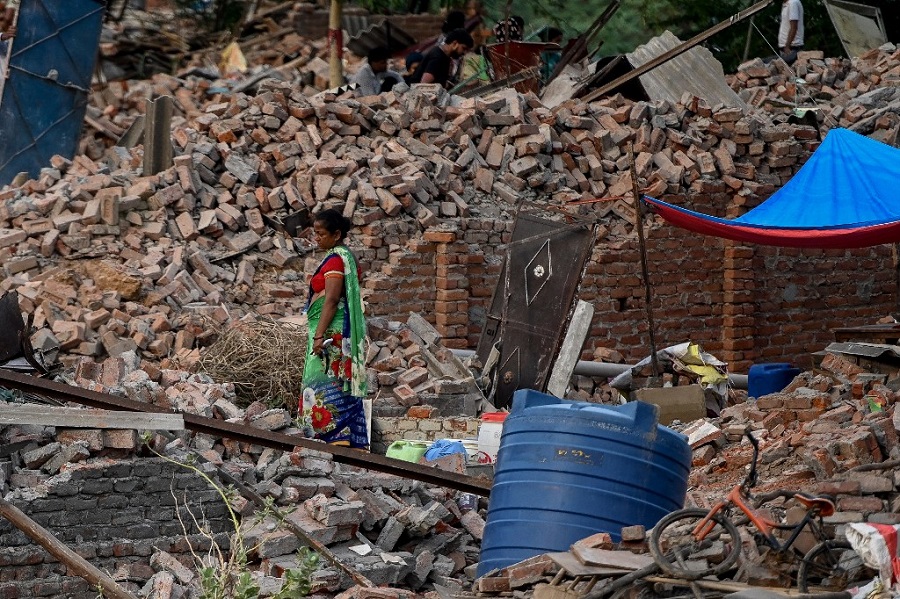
[457,46,491,92]
[350,46,404,96]
[404,51,424,80]
[407,29,474,87]
[540,27,564,82]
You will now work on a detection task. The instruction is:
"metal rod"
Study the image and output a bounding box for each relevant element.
[451,349,749,388]
[0,369,492,496]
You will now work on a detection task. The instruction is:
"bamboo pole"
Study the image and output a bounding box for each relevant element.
[328,0,343,88]
[0,498,139,599]
[629,143,661,379]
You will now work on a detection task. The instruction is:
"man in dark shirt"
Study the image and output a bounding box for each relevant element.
[407,29,474,87]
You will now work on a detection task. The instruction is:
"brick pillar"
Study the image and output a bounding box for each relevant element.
[425,230,469,348]
[721,242,756,373]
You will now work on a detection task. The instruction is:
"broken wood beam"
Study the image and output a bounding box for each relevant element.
[547,300,594,398]
[0,498,140,599]
[0,404,185,429]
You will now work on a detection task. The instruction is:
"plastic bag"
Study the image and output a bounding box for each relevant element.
[219,41,247,77]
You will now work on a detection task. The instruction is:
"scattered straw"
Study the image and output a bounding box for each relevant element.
[197,318,307,410]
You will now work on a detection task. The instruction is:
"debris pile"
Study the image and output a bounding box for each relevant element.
[730,45,900,142]
[0,350,488,596]
[2,76,818,382]
[472,346,900,595]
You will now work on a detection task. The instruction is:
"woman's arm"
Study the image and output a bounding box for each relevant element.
[312,276,344,355]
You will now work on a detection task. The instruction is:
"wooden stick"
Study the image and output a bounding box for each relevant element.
[629,143,661,379]
[0,498,139,599]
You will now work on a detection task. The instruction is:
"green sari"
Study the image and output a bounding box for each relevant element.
[299,246,368,447]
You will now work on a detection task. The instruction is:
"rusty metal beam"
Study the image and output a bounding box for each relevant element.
[582,0,774,103]
[0,369,492,496]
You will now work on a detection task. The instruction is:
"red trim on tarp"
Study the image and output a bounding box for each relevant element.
[642,196,900,249]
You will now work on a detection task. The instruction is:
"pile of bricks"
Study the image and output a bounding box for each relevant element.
[730,44,900,141]
[0,357,488,596]
[1,74,820,377]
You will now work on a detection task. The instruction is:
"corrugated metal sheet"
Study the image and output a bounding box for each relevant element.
[825,0,887,58]
[626,30,746,109]
[345,16,416,59]
[0,0,105,184]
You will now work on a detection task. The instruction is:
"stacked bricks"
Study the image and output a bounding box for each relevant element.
[428,229,470,348]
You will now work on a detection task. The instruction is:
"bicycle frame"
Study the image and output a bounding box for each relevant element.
[692,484,827,553]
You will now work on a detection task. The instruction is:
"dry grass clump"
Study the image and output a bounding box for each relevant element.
[197,318,307,410]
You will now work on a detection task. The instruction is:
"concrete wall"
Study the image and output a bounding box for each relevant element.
[370,415,479,455]
[0,458,232,598]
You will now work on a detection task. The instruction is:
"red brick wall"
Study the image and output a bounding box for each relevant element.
[354,201,896,374]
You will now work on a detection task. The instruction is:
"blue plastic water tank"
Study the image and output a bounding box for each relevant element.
[477,390,691,576]
[748,363,801,399]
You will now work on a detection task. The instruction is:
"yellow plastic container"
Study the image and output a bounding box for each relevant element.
[385,440,429,462]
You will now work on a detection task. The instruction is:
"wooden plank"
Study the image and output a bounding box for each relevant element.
[534,583,583,599]
[547,552,631,577]
[570,546,655,571]
[547,300,594,397]
[0,405,184,430]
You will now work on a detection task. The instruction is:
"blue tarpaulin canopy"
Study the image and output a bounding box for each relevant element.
[642,128,900,248]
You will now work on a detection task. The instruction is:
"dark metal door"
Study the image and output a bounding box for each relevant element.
[0,0,105,184]
[476,212,596,409]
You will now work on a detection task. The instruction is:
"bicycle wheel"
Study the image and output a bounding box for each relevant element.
[649,508,742,580]
[798,540,877,592]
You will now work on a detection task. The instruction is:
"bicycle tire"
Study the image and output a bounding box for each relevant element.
[649,508,742,580]
[798,540,876,593]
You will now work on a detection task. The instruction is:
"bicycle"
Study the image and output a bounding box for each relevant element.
[649,429,876,592]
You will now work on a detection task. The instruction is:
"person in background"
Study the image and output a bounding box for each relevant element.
[493,15,524,43]
[540,27,564,83]
[457,45,492,92]
[404,51,424,80]
[436,10,466,46]
[299,209,368,449]
[407,28,473,87]
[350,46,404,96]
[778,0,804,65]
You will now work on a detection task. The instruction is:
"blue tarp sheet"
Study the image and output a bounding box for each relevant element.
[643,128,900,248]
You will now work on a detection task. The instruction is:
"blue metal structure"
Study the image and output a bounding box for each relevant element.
[0,0,105,185]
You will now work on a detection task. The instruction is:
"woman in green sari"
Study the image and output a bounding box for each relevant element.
[299,209,368,448]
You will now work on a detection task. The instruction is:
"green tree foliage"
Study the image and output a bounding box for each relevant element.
[476,0,845,73]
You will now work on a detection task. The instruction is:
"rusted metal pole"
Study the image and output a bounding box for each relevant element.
[0,369,492,496]
[628,143,661,379]
[0,498,139,599]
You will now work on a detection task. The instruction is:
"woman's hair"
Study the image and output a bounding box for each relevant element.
[315,208,352,241]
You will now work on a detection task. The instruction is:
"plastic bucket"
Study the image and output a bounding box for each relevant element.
[385,439,429,463]
[477,412,508,464]
[748,363,801,398]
